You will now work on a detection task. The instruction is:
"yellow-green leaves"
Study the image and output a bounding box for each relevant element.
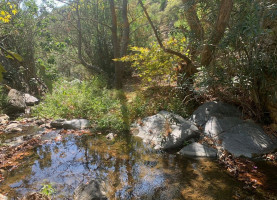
[6,51,23,62]
[117,36,190,84]
[0,2,18,23]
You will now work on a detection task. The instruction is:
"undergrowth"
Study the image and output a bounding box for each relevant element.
[33,77,191,132]
[32,77,127,132]
[128,86,192,121]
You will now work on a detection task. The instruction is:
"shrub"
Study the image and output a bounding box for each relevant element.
[128,86,191,121]
[32,77,127,132]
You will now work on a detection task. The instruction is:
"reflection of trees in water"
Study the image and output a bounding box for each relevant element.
[37,145,52,170]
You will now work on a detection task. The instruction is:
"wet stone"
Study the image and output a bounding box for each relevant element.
[73,179,107,200]
[178,142,218,157]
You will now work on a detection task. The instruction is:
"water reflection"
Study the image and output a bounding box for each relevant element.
[0,133,276,199]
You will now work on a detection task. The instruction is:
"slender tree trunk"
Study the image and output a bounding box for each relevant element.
[120,0,129,57]
[76,0,103,74]
[182,0,204,41]
[110,0,123,89]
[201,0,233,66]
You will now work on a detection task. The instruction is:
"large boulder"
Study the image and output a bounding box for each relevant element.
[6,89,39,114]
[178,142,217,157]
[132,111,199,150]
[191,101,241,127]
[191,102,277,157]
[202,111,277,158]
[204,116,244,138]
[6,89,26,114]
[218,121,277,157]
[73,179,107,200]
[51,119,90,129]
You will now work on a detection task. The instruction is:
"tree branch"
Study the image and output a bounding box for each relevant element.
[138,0,197,76]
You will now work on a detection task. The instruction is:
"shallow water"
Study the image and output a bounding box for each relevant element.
[0,132,276,200]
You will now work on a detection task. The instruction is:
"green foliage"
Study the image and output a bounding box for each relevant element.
[118,37,189,84]
[128,86,190,121]
[32,77,128,132]
[40,183,55,197]
[5,51,23,62]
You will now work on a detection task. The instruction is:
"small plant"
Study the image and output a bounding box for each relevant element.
[40,183,55,197]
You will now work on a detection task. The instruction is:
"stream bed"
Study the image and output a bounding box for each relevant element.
[1,130,277,200]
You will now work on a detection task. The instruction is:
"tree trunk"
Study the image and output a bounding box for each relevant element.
[182,0,204,41]
[76,0,103,74]
[110,0,123,89]
[201,0,234,66]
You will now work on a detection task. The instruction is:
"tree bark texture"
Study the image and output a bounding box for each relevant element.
[201,0,234,66]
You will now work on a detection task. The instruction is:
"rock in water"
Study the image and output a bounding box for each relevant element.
[74,179,107,200]
[191,101,241,127]
[5,122,23,133]
[132,111,199,150]
[178,142,217,157]
[50,119,66,129]
[51,119,91,129]
[63,119,90,129]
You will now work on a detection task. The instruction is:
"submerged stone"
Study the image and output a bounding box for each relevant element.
[178,142,217,157]
[73,179,107,200]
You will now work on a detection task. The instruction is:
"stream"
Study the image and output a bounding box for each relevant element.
[0,128,277,200]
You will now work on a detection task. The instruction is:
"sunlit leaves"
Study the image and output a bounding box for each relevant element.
[5,51,23,62]
[117,37,190,84]
[0,2,18,23]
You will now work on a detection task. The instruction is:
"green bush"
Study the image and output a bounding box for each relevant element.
[128,86,191,121]
[32,77,127,132]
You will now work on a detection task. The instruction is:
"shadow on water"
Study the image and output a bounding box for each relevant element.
[0,132,277,200]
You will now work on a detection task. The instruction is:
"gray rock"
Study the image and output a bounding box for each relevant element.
[191,101,241,127]
[106,132,116,140]
[7,89,26,114]
[178,142,217,157]
[218,122,277,158]
[50,119,66,129]
[204,116,244,138]
[63,119,90,129]
[5,123,23,133]
[73,179,107,200]
[132,111,199,150]
[24,93,39,106]
[50,119,91,129]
